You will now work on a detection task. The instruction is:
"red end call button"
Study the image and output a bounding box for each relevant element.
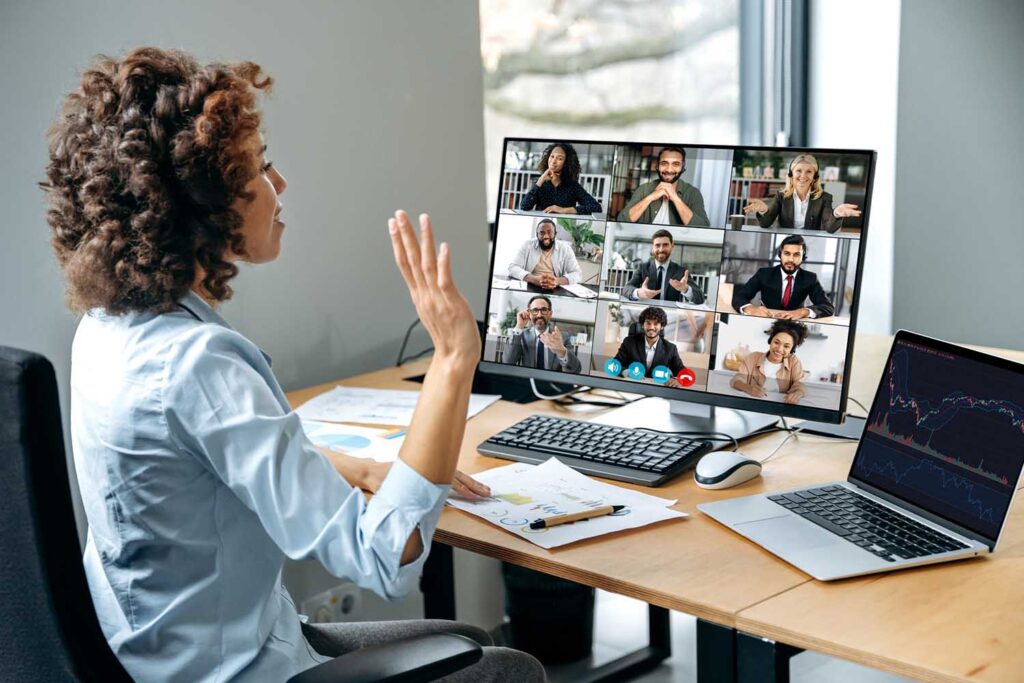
[676,368,696,387]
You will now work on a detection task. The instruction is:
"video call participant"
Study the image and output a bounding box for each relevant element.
[503,295,582,373]
[730,319,808,405]
[731,235,835,319]
[621,229,706,304]
[507,218,582,290]
[519,142,602,215]
[617,147,710,226]
[612,306,686,387]
[742,154,861,233]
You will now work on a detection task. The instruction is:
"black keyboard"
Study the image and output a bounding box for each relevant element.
[478,415,714,486]
[769,485,971,562]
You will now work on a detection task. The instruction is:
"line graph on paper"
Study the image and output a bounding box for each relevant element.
[865,347,1024,486]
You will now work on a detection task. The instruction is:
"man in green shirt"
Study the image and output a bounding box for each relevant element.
[617,147,710,226]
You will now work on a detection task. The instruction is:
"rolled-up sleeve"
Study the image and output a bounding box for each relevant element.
[164,329,449,600]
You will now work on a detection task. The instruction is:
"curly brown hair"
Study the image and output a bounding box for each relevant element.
[41,47,272,314]
[538,142,581,184]
[767,319,809,347]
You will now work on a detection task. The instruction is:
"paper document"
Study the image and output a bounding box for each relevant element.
[446,458,687,548]
[491,277,528,291]
[301,421,405,462]
[295,386,501,426]
[560,283,598,299]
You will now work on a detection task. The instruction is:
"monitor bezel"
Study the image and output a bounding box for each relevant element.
[480,136,878,425]
[847,329,1024,549]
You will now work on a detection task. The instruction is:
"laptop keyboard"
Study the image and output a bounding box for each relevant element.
[768,485,971,562]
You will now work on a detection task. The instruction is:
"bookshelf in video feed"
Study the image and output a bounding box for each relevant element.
[854,339,1024,540]
[485,138,873,414]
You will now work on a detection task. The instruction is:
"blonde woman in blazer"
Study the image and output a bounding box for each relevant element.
[743,154,861,233]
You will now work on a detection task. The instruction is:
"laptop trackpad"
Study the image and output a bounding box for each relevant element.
[736,515,838,554]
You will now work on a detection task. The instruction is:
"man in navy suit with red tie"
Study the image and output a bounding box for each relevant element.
[731,235,835,319]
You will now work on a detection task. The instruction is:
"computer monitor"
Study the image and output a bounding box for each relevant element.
[480,138,876,440]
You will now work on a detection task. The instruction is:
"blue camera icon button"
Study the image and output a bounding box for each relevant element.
[651,365,671,385]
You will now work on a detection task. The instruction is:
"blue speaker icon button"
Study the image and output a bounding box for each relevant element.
[604,358,622,377]
[651,365,672,385]
[627,362,646,380]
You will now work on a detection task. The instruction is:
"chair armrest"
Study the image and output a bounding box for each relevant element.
[287,632,483,683]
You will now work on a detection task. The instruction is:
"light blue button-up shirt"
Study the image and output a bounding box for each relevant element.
[70,292,448,682]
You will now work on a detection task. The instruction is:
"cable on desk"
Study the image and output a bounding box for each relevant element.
[529,377,582,401]
[847,396,869,419]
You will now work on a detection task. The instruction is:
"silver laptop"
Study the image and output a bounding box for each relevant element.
[700,331,1024,581]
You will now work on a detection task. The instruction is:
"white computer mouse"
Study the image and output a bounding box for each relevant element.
[694,450,762,490]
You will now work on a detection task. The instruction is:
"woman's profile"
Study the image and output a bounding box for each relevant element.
[41,47,543,683]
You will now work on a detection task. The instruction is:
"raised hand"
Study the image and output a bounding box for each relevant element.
[388,210,479,364]
[668,269,690,293]
[743,199,769,214]
[516,309,531,329]
[833,203,861,218]
[539,325,567,357]
[636,276,661,299]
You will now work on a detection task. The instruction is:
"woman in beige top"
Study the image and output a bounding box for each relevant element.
[730,319,808,404]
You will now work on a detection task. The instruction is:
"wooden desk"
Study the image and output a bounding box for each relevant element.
[286,335,1024,683]
[730,338,1024,683]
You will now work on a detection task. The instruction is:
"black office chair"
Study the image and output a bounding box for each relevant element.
[0,346,481,683]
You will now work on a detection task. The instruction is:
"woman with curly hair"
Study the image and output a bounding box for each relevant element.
[730,319,808,405]
[518,141,602,214]
[42,47,543,682]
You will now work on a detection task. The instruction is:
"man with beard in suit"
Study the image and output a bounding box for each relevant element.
[731,235,835,319]
[621,229,706,304]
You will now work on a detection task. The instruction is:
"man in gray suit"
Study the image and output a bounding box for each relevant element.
[502,295,582,373]
[622,229,706,304]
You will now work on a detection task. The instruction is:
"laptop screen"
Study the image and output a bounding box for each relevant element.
[850,333,1024,543]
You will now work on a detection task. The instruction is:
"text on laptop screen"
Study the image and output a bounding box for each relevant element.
[851,338,1024,541]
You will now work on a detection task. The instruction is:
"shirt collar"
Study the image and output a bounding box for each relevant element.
[176,291,274,367]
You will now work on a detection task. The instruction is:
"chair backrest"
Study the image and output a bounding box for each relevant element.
[0,347,131,682]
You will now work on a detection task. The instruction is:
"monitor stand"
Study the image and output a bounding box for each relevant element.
[589,397,779,443]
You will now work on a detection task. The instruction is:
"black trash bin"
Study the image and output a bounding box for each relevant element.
[501,562,595,664]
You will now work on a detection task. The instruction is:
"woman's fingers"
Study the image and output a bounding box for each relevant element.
[394,210,427,290]
[418,214,440,288]
[453,470,491,499]
[388,218,417,291]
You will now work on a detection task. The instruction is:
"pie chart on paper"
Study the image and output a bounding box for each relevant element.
[315,434,372,450]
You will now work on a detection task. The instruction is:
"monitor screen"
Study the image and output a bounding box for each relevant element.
[480,139,876,423]
[850,332,1024,543]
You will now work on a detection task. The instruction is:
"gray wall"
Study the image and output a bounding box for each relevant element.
[894,0,1024,349]
[0,0,489,518]
[0,0,499,625]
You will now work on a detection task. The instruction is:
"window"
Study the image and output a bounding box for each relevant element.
[480,0,741,216]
